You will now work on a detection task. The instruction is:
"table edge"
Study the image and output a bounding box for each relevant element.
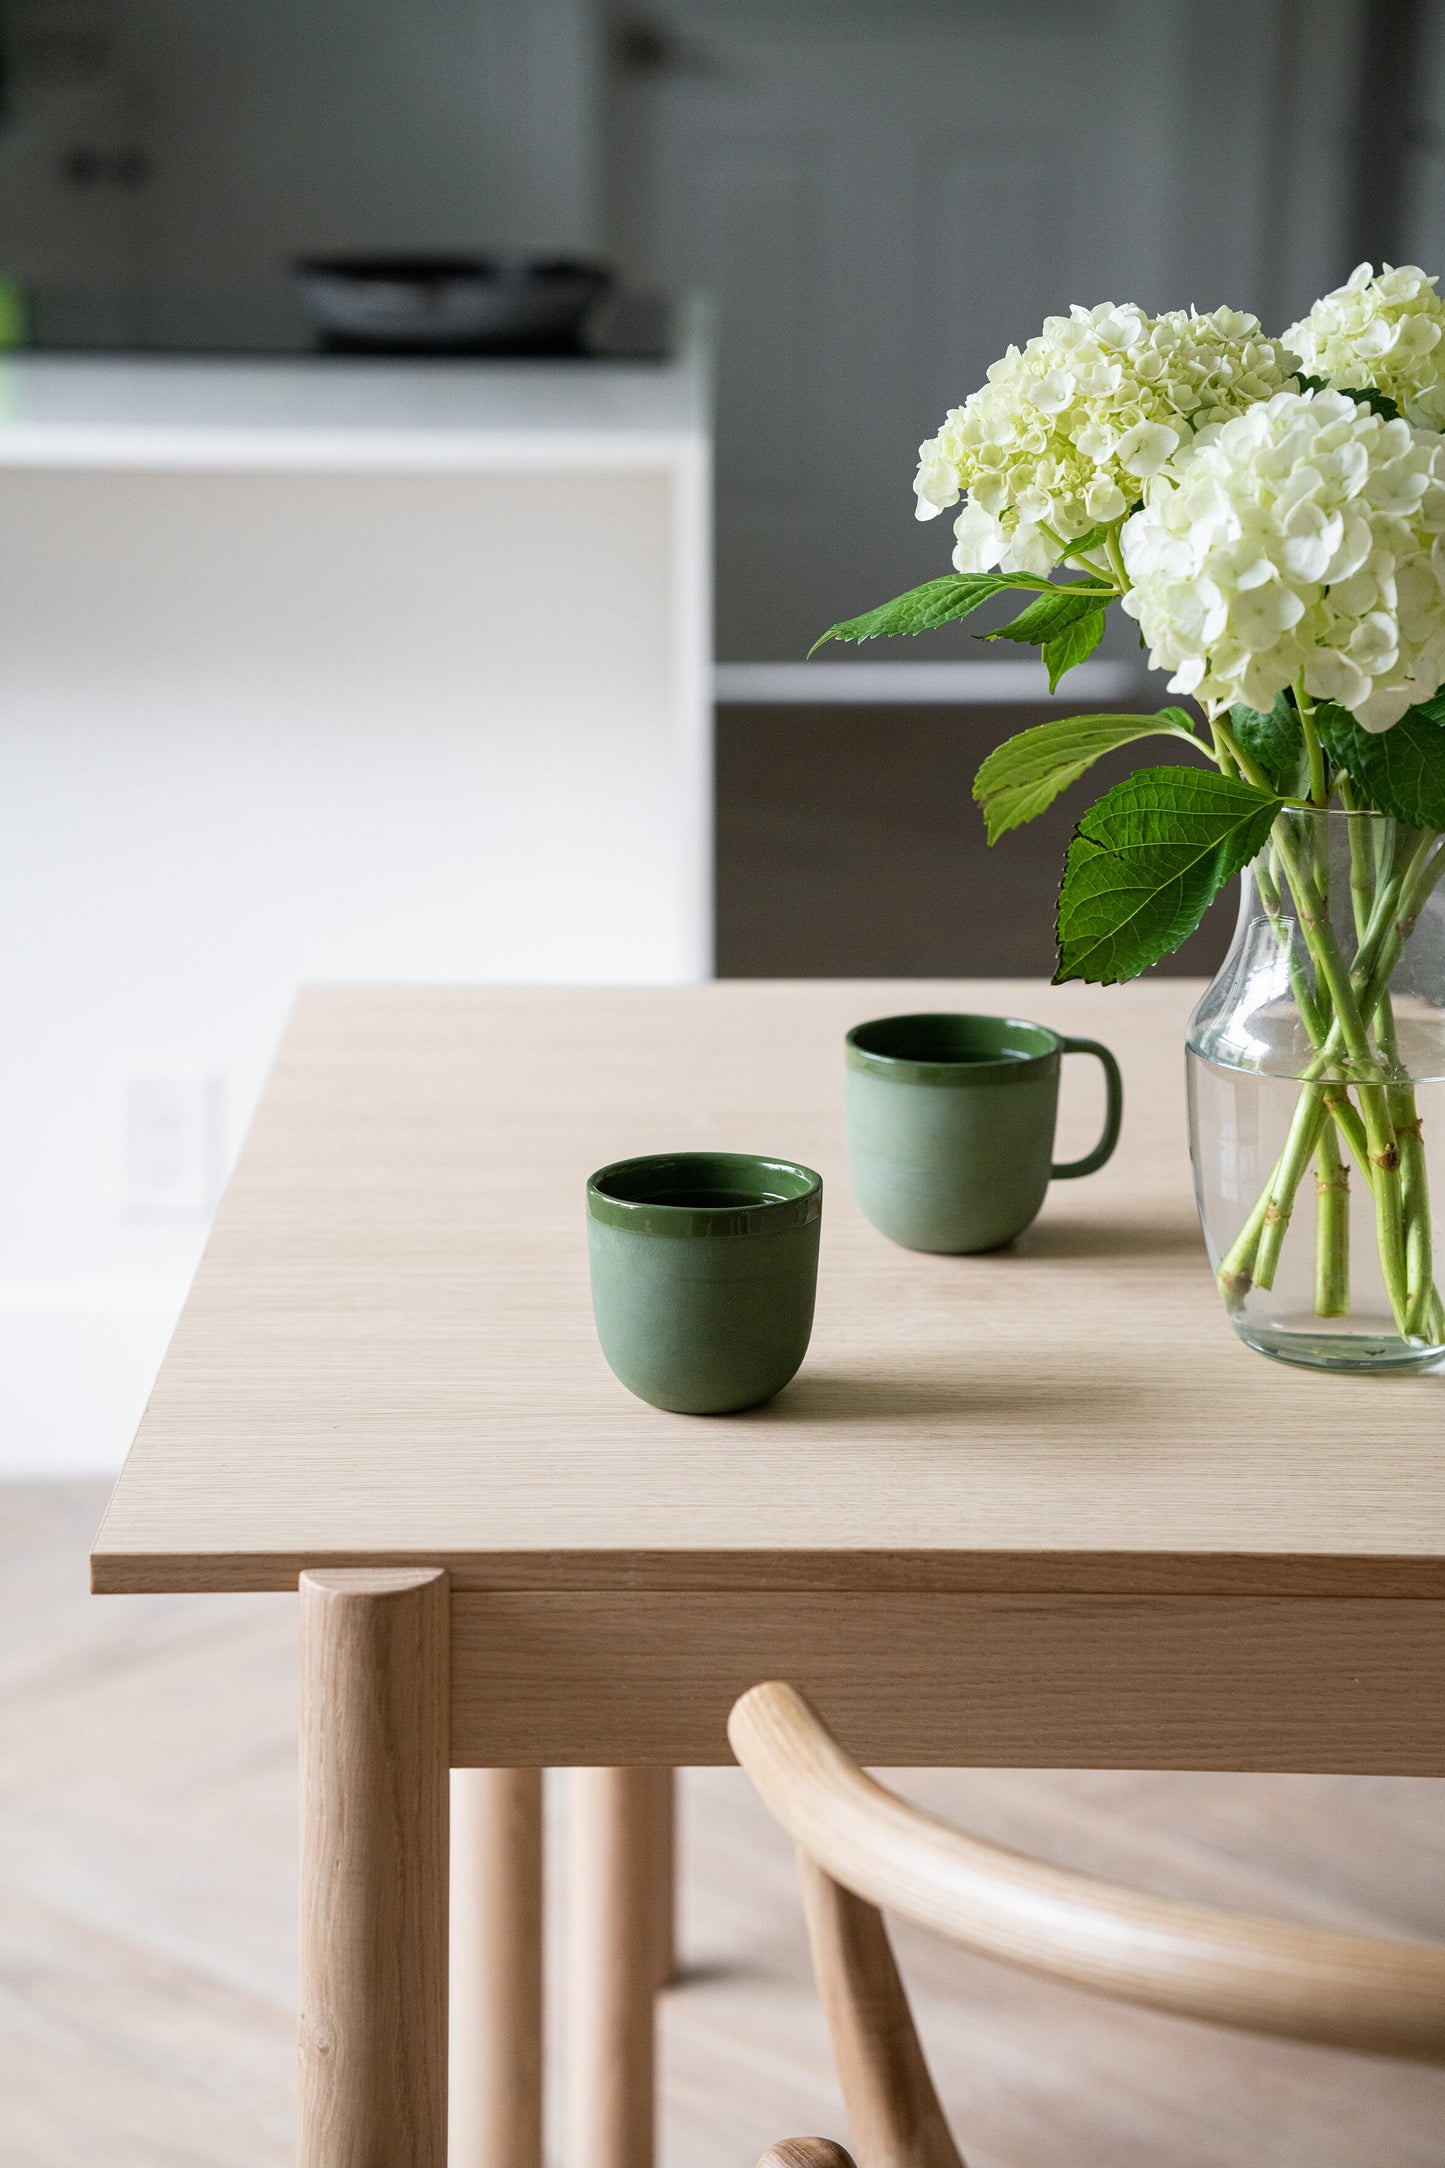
[87,1543,1445,1599]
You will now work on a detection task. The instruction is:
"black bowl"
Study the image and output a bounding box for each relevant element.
[291,254,614,355]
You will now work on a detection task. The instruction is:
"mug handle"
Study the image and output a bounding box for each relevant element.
[1050,1037,1124,1180]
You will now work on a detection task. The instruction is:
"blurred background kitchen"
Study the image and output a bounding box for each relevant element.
[2,0,1443,1476]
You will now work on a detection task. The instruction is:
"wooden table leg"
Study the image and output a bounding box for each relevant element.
[299,1567,450,2168]
[648,1767,677,1990]
[448,1769,544,2168]
[568,1767,676,2168]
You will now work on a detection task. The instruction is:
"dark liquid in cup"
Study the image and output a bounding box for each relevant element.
[936,1048,1031,1064]
[648,1187,778,1210]
[886,1039,1034,1066]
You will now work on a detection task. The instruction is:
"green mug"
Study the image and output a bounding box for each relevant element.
[845,1013,1123,1253]
[586,1151,823,1413]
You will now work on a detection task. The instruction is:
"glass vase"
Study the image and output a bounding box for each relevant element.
[1187,807,1445,1371]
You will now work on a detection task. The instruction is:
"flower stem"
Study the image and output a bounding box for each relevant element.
[1217,833,1445,1301]
[1372,983,1435,1334]
[1339,796,1435,1330]
[1276,830,1409,1327]
[1249,1084,1329,1293]
[1293,680,1329,806]
[1038,523,1117,585]
[1209,715,1273,793]
[1254,854,1327,1041]
[1313,1119,1351,1317]
[1218,822,1445,1338]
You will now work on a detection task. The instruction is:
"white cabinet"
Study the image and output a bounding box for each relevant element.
[0,320,712,1470]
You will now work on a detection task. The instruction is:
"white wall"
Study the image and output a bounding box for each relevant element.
[0,453,707,1474]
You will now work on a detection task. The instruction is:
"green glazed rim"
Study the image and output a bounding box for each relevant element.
[586,1151,823,1238]
[845,1012,1062,1087]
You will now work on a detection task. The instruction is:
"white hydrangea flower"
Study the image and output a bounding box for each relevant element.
[1285,263,1445,429]
[914,303,1297,575]
[1119,388,1445,731]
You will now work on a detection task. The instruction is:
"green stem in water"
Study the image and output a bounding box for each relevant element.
[1313,1119,1351,1318]
[1273,828,1409,1329]
[1340,795,1435,1333]
[1322,1085,1372,1179]
[1373,981,1435,1335]
[1222,827,1445,1334]
[1228,827,1388,1304]
[1347,837,1445,1331]
[1250,1085,1328,1293]
[1307,794,1379,1319]
[1218,1181,1275,1310]
[1217,834,1445,1303]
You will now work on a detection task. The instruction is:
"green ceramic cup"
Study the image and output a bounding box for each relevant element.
[845,1013,1123,1253]
[586,1151,823,1413]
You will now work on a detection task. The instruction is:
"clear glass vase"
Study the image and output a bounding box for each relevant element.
[1187,807,1445,1372]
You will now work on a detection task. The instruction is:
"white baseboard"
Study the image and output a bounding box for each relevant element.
[715,658,1152,703]
[0,1284,186,1477]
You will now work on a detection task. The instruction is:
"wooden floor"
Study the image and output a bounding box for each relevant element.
[5,1484,1444,2168]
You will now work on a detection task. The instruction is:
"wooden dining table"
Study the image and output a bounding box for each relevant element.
[90,979,1445,2168]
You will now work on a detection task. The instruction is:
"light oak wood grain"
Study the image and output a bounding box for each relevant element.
[732,1685,1445,2063]
[797,1856,963,2168]
[568,1770,663,2168]
[444,1591,1445,1772]
[298,1569,449,2168]
[447,1768,542,2168]
[91,982,1445,1601]
[646,1769,677,1988]
[755,2143,859,2168]
[18,1485,1445,2168]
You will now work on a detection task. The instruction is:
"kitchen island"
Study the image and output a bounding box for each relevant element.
[0,312,712,1471]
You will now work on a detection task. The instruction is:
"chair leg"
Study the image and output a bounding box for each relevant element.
[757,2146,859,2168]
[298,1567,450,2168]
[448,1768,544,2168]
[799,1855,965,2168]
[569,1767,667,2168]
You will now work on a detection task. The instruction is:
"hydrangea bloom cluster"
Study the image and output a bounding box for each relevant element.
[1285,264,1445,430]
[1119,388,1445,731]
[913,303,1297,576]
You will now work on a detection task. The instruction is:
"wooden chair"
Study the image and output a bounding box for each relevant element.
[730,1682,1445,2168]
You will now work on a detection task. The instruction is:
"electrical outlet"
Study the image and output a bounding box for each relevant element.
[117,1071,224,1220]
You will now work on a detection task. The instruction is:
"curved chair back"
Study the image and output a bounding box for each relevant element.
[730,1681,1445,2168]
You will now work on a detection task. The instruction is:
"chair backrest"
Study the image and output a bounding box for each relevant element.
[729,1681,1445,2168]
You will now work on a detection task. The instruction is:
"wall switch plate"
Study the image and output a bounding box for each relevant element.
[116,1070,225,1220]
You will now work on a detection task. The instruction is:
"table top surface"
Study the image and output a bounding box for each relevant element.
[92,981,1445,1598]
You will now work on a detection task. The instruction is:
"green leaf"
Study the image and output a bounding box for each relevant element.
[808,572,1047,655]
[1229,693,1304,793]
[981,577,1112,690]
[984,581,1110,648]
[1054,766,1282,984]
[1059,520,1112,558]
[1295,371,1401,421]
[1042,607,1107,690]
[974,709,1202,842]
[1315,698,1445,829]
